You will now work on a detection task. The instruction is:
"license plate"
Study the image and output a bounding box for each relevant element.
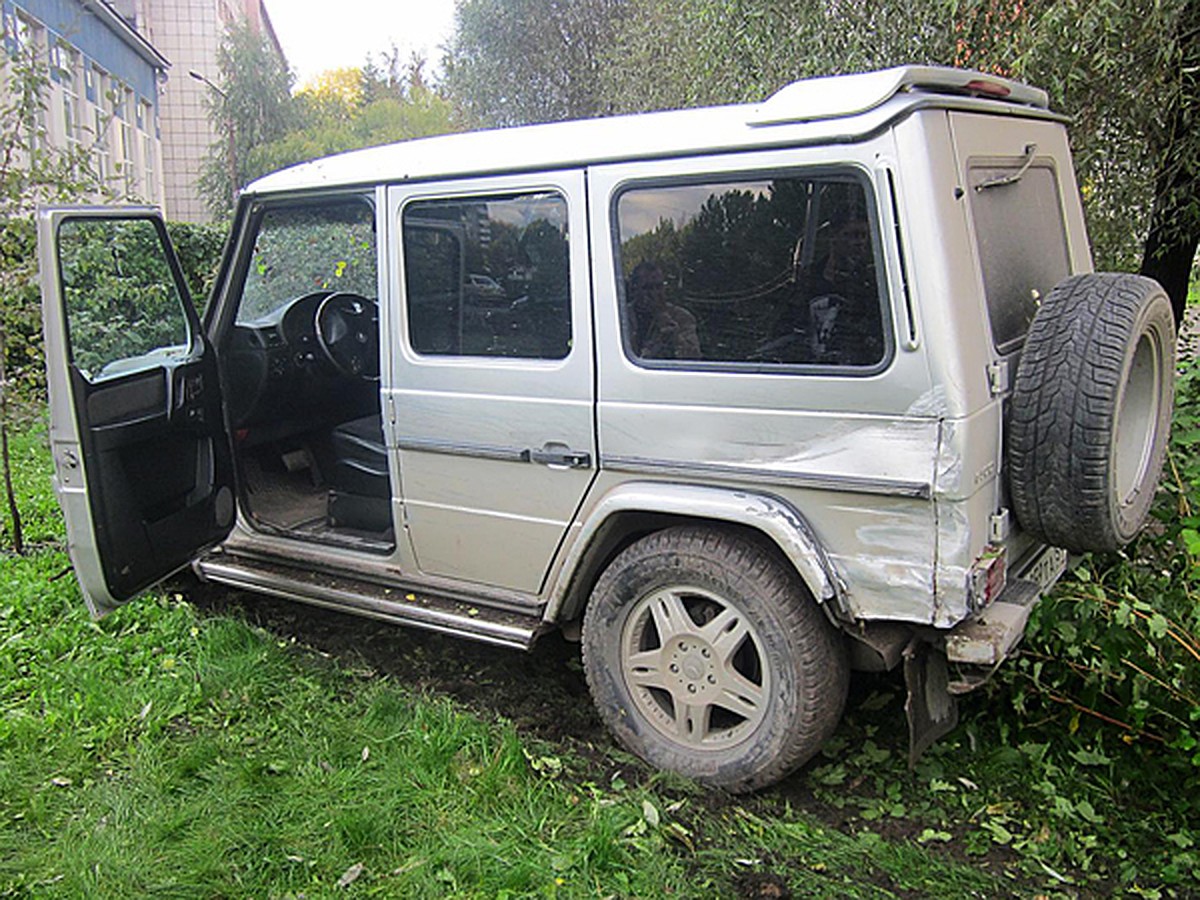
[1022,545,1067,592]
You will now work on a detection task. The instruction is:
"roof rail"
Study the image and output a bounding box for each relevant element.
[747,66,1049,127]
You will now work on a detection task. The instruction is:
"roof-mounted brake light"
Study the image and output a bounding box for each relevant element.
[964,79,1012,99]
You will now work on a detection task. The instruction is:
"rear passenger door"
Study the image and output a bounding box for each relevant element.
[386,172,596,594]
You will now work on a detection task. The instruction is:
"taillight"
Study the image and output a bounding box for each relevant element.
[968,545,1007,611]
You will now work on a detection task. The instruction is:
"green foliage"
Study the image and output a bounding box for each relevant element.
[57,219,191,380]
[165,220,226,308]
[197,18,296,217]
[0,42,107,216]
[444,0,628,126]
[239,201,376,321]
[0,218,223,406]
[0,220,42,409]
[603,0,957,111]
[1002,360,1200,757]
[200,40,457,199]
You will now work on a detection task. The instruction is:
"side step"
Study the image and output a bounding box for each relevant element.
[194,556,545,650]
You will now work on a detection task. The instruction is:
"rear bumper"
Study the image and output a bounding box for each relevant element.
[903,543,1068,763]
[942,544,1068,690]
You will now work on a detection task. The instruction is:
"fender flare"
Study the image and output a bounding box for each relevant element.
[544,482,846,622]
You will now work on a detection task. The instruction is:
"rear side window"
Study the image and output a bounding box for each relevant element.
[614,173,889,370]
[968,164,1070,351]
[402,191,571,360]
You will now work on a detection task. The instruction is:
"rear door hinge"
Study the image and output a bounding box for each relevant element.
[987,359,1010,396]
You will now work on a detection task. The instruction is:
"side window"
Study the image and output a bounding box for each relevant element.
[615,174,888,369]
[402,191,570,359]
[58,217,192,382]
[967,164,1070,351]
[238,200,377,324]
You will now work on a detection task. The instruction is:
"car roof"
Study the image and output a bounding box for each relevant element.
[245,66,1057,196]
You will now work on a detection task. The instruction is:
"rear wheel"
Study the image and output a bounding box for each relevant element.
[581,526,847,792]
[1009,273,1175,552]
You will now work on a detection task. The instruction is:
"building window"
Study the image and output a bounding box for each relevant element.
[59,44,81,151]
[2,7,17,55]
[93,106,110,183]
[142,132,155,202]
[116,87,135,194]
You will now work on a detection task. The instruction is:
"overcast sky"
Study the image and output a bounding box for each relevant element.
[262,0,458,87]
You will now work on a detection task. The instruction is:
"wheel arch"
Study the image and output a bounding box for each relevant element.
[545,482,845,626]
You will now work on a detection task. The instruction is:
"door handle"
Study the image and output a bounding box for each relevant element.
[524,444,591,469]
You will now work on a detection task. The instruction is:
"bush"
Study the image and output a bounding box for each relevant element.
[0,217,224,405]
[999,358,1200,778]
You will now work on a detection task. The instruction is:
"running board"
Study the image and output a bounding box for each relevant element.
[194,556,546,650]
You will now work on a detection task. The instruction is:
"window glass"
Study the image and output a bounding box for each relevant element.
[58,218,191,382]
[615,175,887,368]
[238,200,376,323]
[967,165,1070,350]
[403,192,570,359]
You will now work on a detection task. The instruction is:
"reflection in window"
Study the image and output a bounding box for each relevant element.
[616,175,887,368]
[239,201,377,323]
[403,192,570,359]
[58,218,191,381]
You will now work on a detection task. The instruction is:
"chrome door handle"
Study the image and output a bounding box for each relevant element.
[524,445,591,469]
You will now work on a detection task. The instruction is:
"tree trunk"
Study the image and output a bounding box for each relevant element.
[1139,0,1200,325]
[1140,182,1199,326]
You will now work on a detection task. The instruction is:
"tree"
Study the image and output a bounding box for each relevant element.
[444,0,629,127]
[247,55,458,177]
[598,0,1198,319]
[945,0,1199,321]
[197,18,295,217]
[0,40,111,553]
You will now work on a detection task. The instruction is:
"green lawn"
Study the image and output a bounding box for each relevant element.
[1,411,1196,897]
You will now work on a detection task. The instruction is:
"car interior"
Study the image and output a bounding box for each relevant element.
[218,198,394,553]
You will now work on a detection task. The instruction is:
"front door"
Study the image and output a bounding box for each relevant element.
[386,172,596,594]
[37,208,234,615]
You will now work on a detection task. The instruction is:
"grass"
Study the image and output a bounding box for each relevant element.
[0,419,1007,898]
[1,399,1197,897]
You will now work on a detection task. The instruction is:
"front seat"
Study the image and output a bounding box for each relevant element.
[328,415,392,533]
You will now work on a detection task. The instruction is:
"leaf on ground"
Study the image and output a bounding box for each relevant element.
[337,862,364,888]
[642,799,660,827]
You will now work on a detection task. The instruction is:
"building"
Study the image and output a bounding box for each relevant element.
[0,0,284,222]
[1,0,169,208]
[123,0,283,222]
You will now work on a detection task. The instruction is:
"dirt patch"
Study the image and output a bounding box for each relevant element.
[179,577,607,747]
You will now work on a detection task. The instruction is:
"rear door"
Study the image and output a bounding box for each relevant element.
[38,207,235,615]
[386,172,596,594]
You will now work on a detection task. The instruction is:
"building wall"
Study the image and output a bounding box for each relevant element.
[1,0,167,208]
[136,0,222,222]
[138,0,282,223]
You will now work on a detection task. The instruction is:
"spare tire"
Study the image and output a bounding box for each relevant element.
[1008,273,1175,553]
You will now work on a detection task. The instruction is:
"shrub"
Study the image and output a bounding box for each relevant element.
[0,217,224,405]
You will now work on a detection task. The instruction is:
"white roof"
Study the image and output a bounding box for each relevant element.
[246,66,1055,196]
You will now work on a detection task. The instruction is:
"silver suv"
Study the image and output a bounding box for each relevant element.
[38,66,1175,791]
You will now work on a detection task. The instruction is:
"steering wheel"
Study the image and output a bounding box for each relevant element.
[315,292,380,379]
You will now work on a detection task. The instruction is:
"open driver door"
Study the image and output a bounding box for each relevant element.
[38,207,235,615]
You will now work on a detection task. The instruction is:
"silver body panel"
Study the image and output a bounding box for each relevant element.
[41,68,1089,643]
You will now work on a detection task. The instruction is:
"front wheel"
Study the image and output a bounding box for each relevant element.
[581,526,847,792]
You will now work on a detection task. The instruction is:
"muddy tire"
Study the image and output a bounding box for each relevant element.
[1009,273,1175,553]
[581,526,847,792]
